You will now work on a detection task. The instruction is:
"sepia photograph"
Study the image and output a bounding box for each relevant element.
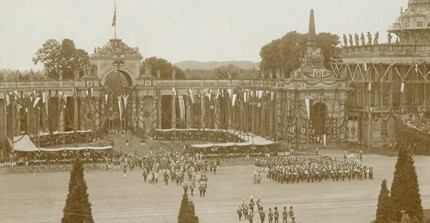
[0,0,429,222]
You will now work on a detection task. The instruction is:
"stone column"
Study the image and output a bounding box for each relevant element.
[275,93,283,140]
[73,97,79,131]
[269,96,275,139]
[172,94,176,129]
[157,91,162,129]
[214,99,220,129]
[186,98,192,129]
[0,99,7,154]
[200,97,205,129]
[138,96,144,130]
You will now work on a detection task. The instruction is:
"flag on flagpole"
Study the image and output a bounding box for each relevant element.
[112,4,116,27]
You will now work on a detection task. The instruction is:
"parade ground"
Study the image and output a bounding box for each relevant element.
[0,149,429,223]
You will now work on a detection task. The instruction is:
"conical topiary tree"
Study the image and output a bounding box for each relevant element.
[390,145,423,222]
[178,192,198,223]
[375,179,392,223]
[62,156,94,223]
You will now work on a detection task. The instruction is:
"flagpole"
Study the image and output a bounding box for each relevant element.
[114,2,117,39]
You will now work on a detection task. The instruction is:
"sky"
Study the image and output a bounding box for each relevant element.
[0,0,407,70]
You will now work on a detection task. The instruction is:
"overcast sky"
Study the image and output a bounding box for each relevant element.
[0,0,406,70]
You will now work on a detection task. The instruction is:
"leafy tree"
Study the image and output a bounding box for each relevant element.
[62,156,94,223]
[214,64,241,79]
[33,38,90,80]
[142,57,185,79]
[390,145,423,222]
[259,31,340,78]
[375,179,392,223]
[178,192,198,223]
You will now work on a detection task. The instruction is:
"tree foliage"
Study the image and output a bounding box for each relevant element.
[33,39,90,80]
[390,145,423,222]
[375,179,393,223]
[214,64,242,79]
[259,31,340,78]
[62,156,94,223]
[142,57,185,79]
[178,192,198,223]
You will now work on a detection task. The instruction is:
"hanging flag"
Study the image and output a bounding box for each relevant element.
[42,92,46,103]
[112,4,116,27]
[401,82,405,93]
[172,87,177,96]
[118,96,122,121]
[364,63,367,72]
[33,97,41,108]
[5,93,10,106]
[216,89,220,100]
[415,64,418,73]
[124,95,129,110]
[189,89,194,104]
[305,96,312,120]
[271,92,274,101]
[232,94,237,106]
[244,92,247,103]
[105,94,108,104]
[368,82,372,91]
[227,89,232,98]
[178,95,185,121]
[91,88,94,97]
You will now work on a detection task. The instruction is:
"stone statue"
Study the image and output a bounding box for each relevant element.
[157,70,161,79]
[276,68,281,79]
[354,33,360,46]
[260,72,265,79]
[145,65,151,76]
[349,34,353,47]
[367,32,372,45]
[172,69,176,79]
[388,33,392,45]
[361,33,366,46]
[227,70,232,79]
[94,47,96,54]
[374,32,379,45]
[343,34,348,46]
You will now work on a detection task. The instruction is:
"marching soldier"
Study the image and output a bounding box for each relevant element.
[282,207,288,223]
[274,207,279,223]
[238,205,243,220]
[268,208,273,223]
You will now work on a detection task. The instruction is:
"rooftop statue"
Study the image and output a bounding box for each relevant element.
[367,32,372,45]
[343,34,348,47]
[361,33,366,46]
[349,34,354,47]
[374,32,379,45]
[355,33,360,46]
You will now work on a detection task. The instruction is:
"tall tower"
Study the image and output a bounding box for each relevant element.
[388,0,430,44]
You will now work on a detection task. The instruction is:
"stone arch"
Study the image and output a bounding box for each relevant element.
[311,102,327,136]
[101,68,136,87]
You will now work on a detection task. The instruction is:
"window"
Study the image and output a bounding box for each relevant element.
[417,21,423,27]
[381,120,388,136]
